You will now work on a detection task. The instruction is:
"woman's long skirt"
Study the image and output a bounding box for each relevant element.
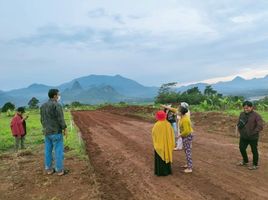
[154,151,172,176]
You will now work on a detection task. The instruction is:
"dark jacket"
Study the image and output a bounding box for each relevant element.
[238,111,263,140]
[40,99,67,135]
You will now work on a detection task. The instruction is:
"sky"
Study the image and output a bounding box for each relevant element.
[0,0,268,90]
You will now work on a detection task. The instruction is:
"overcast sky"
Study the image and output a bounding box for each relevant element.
[1,0,268,90]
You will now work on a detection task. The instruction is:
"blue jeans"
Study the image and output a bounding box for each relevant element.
[45,133,64,172]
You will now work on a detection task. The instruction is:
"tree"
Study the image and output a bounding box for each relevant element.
[28,97,40,109]
[185,87,202,95]
[1,102,15,112]
[155,82,177,104]
[204,85,217,96]
[71,101,83,107]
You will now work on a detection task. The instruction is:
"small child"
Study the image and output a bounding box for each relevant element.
[10,107,28,151]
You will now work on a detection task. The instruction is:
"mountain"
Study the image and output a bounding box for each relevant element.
[177,75,268,99]
[0,75,157,107]
[59,74,158,98]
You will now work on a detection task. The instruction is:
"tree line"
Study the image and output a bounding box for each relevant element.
[155,82,268,111]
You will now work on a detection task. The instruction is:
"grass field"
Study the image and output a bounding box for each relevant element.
[225,110,268,122]
[0,109,84,156]
[191,105,268,122]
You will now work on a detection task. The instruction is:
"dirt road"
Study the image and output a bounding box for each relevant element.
[72,110,268,200]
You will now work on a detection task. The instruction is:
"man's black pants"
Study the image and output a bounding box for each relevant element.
[239,137,259,166]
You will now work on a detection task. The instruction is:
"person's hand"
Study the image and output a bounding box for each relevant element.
[235,126,239,138]
[63,128,68,138]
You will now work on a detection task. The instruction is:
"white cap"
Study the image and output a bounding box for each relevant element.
[180,102,189,109]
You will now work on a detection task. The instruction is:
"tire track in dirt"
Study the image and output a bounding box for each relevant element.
[72,110,268,200]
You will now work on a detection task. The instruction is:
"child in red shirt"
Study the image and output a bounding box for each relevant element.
[10,107,28,151]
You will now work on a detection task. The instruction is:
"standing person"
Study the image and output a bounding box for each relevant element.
[163,104,178,138]
[237,101,263,170]
[152,110,175,176]
[10,107,28,151]
[40,89,68,176]
[161,102,191,150]
[178,106,194,173]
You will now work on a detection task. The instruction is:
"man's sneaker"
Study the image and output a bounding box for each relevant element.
[237,161,249,167]
[248,165,259,170]
[56,169,69,176]
[46,169,55,175]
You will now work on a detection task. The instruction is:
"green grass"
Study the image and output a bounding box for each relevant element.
[224,110,268,122]
[0,110,86,157]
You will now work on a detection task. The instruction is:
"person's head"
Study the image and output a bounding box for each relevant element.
[17,107,25,115]
[179,107,188,116]
[242,101,253,113]
[180,102,189,109]
[155,110,167,121]
[48,89,60,101]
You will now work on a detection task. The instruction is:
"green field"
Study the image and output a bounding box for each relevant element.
[0,110,84,156]
[191,105,268,122]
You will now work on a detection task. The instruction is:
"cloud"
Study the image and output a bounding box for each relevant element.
[231,12,268,24]
[88,8,125,24]
[10,6,219,52]
[1,0,268,90]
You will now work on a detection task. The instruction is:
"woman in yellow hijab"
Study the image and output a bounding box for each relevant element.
[152,110,175,176]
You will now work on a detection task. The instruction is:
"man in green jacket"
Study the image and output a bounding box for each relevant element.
[237,101,263,170]
[40,89,67,176]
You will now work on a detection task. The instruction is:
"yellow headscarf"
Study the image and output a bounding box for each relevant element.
[152,120,175,163]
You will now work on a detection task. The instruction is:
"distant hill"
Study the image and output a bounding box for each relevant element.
[0,75,158,107]
[178,75,268,99]
[59,74,158,98]
[1,74,268,107]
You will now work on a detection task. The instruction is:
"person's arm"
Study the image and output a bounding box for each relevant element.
[160,105,177,113]
[253,114,264,134]
[23,115,29,121]
[20,115,28,123]
[55,104,67,133]
[40,106,44,126]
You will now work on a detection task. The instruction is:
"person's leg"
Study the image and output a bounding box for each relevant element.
[182,135,193,170]
[44,135,53,171]
[172,122,178,147]
[239,138,249,164]
[249,139,259,166]
[53,134,64,173]
[21,136,25,149]
[15,137,19,151]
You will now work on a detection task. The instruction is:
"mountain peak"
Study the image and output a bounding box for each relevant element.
[71,81,83,90]
[27,83,49,89]
[232,76,245,82]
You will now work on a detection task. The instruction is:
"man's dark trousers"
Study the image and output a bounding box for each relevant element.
[239,137,259,166]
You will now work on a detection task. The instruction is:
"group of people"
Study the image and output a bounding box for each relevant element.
[10,89,68,176]
[152,102,194,175]
[9,89,264,177]
[152,100,264,176]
